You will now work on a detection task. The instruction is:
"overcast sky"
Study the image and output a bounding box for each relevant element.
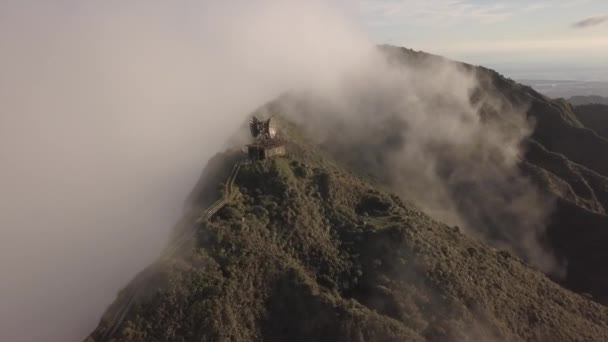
[355,0,608,68]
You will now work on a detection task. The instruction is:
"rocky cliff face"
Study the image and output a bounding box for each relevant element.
[87,47,608,342]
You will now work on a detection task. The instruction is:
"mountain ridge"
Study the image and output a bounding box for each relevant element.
[573,104,608,139]
[87,46,608,341]
[371,46,608,305]
[569,95,608,106]
[88,118,608,341]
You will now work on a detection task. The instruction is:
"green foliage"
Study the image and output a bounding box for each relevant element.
[89,77,608,341]
[355,192,392,216]
[90,145,608,341]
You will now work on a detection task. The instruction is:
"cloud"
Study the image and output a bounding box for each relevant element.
[358,1,602,29]
[279,46,559,275]
[357,0,514,26]
[0,1,582,341]
[0,1,371,341]
[522,2,551,13]
[572,15,608,28]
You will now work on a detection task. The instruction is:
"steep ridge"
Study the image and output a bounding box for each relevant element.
[380,46,608,176]
[470,67,608,178]
[569,96,608,106]
[523,141,608,215]
[90,159,244,342]
[475,65,608,305]
[366,47,608,305]
[88,116,608,342]
[88,46,608,341]
[574,104,608,139]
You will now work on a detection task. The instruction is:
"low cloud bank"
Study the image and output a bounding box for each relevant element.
[0,1,370,341]
[279,48,558,274]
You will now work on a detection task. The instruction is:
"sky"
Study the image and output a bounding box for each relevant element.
[355,0,608,79]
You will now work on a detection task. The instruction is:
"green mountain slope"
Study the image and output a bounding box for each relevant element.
[470,62,608,305]
[87,46,608,342]
[88,123,608,341]
[347,46,608,306]
[573,104,608,140]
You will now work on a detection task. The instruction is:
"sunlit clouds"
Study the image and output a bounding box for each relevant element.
[356,0,608,65]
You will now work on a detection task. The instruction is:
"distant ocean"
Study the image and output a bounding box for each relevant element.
[486,63,608,98]
[489,63,608,82]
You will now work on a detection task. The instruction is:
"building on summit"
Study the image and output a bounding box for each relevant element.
[247,116,286,161]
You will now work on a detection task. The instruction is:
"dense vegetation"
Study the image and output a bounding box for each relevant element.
[573,104,608,139]
[88,47,608,342]
[89,122,608,342]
